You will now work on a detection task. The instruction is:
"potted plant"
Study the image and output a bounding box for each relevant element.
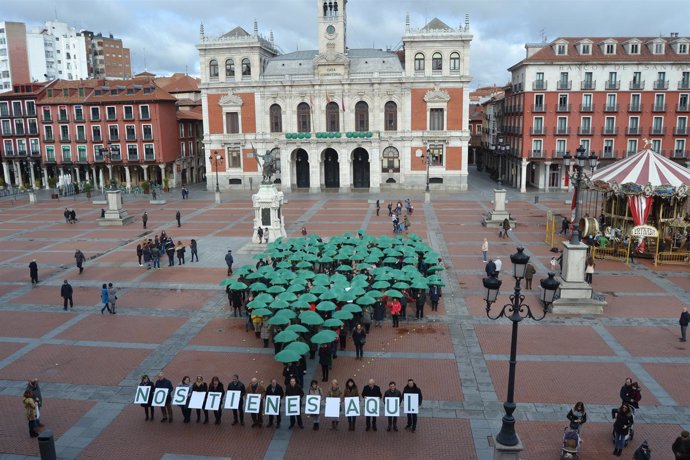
[83,182,92,198]
[0,177,5,189]
[163,177,169,193]
[34,179,42,190]
[142,180,150,194]
[48,177,58,199]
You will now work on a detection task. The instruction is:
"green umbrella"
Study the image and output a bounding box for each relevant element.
[355,263,372,270]
[270,299,290,309]
[230,281,248,290]
[299,293,318,302]
[428,279,445,286]
[277,261,292,269]
[296,261,313,269]
[258,265,275,274]
[349,286,367,296]
[367,289,384,298]
[284,341,310,355]
[254,293,274,303]
[411,279,429,289]
[403,257,418,265]
[342,303,362,313]
[296,270,316,280]
[250,307,272,316]
[292,300,312,310]
[285,324,309,334]
[332,310,353,320]
[299,311,324,326]
[310,285,329,295]
[331,274,348,284]
[336,265,353,272]
[311,330,338,344]
[274,349,301,363]
[235,265,254,276]
[267,316,290,326]
[269,277,289,286]
[384,289,403,298]
[323,318,344,328]
[277,292,298,302]
[375,273,393,281]
[219,278,234,286]
[427,265,444,273]
[312,277,330,286]
[274,330,299,343]
[319,290,338,301]
[392,281,410,289]
[356,295,376,305]
[318,256,333,263]
[364,255,380,264]
[246,272,264,280]
[383,256,398,264]
[267,285,286,294]
[316,301,337,312]
[275,309,297,320]
[372,281,390,289]
[247,299,267,309]
[337,290,358,302]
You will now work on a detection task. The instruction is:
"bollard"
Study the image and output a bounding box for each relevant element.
[38,429,57,460]
[534,196,539,204]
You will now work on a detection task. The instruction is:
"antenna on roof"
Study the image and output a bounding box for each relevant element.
[200,22,205,40]
[465,13,470,32]
[539,29,547,43]
[405,12,410,31]
[254,19,258,36]
[143,47,147,71]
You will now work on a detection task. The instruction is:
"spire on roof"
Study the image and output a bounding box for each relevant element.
[270,30,274,44]
[200,22,204,40]
[253,19,258,36]
[405,12,410,32]
[465,13,470,32]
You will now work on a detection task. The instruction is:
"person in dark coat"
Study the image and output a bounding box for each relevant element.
[190,239,199,262]
[142,211,148,229]
[136,244,143,266]
[61,280,73,310]
[679,307,690,342]
[69,209,77,223]
[25,378,44,427]
[429,285,442,312]
[632,440,651,460]
[620,377,641,409]
[361,379,382,431]
[415,289,427,319]
[29,260,39,285]
[373,300,385,327]
[384,381,402,431]
[403,379,423,432]
[265,379,284,428]
[165,239,175,266]
[485,259,497,277]
[176,210,181,227]
[375,199,380,216]
[63,208,70,223]
[192,375,208,424]
[613,404,633,456]
[208,376,224,425]
[154,372,174,423]
[225,250,234,276]
[227,375,246,426]
[285,377,304,429]
[178,376,192,423]
[139,374,155,420]
[74,249,86,274]
[352,323,366,360]
[672,430,690,460]
[319,345,332,382]
[283,363,301,387]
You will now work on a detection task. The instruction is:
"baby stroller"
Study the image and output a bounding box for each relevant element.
[560,425,581,459]
[611,407,635,446]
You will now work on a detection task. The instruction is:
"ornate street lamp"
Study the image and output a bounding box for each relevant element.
[563,145,599,244]
[209,153,223,193]
[482,247,560,447]
[99,142,118,191]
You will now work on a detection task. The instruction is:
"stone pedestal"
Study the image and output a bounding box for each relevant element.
[424,191,431,203]
[28,191,37,203]
[97,190,133,226]
[492,436,523,460]
[482,189,514,228]
[215,191,221,204]
[252,184,287,243]
[551,241,606,314]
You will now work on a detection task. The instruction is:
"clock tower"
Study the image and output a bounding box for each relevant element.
[318,0,347,55]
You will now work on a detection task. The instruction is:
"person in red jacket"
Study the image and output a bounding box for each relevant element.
[389,298,401,328]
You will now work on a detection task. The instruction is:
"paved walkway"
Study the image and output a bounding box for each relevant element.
[0,173,688,459]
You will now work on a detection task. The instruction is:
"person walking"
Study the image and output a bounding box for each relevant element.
[672,430,690,460]
[225,250,234,276]
[415,288,427,319]
[26,378,44,427]
[585,257,595,284]
[485,259,497,277]
[142,211,148,229]
[566,401,587,432]
[387,202,393,216]
[143,243,152,270]
[63,207,70,223]
[175,241,186,265]
[139,374,155,421]
[227,374,246,426]
[61,280,73,310]
[257,227,264,244]
[264,228,269,244]
[390,297,401,328]
[560,217,569,235]
[190,239,199,262]
[247,377,265,428]
[192,375,209,423]
[524,262,536,289]
[308,380,323,430]
[29,260,39,285]
[265,379,284,428]
[301,226,307,236]
[151,243,161,269]
[352,323,366,360]
[100,283,112,314]
[344,378,359,431]
[679,307,690,342]
[376,199,380,216]
[402,379,422,432]
[481,238,489,262]
[136,244,143,266]
[155,372,174,423]
[494,258,503,277]
[165,239,175,266]
[23,390,39,438]
[361,379,382,432]
[327,379,342,430]
[176,210,181,227]
[501,218,511,238]
[285,377,304,429]
[208,376,224,425]
[179,376,192,423]
[373,299,385,328]
[429,284,442,312]
[107,282,118,314]
[613,404,633,456]
[74,249,86,274]
[632,441,651,460]
[384,381,402,432]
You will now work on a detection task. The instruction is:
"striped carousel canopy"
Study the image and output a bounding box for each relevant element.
[591,149,690,188]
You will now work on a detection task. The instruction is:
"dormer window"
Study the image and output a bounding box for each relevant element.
[580,44,591,55]
[679,43,688,54]
[605,43,615,54]
[556,44,567,55]
[654,42,664,54]
[630,43,639,54]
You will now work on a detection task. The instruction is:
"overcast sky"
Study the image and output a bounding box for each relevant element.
[3,0,688,88]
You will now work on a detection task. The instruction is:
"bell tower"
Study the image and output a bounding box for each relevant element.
[318,0,347,56]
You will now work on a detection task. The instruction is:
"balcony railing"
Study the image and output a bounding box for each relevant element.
[578,127,593,135]
[674,127,688,135]
[42,114,52,122]
[531,104,546,112]
[92,134,102,142]
[679,80,690,90]
[628,103,642,112]
[653,104,666,112]
[629,80,645,90]
[28,127,38,135]
[554,127,570,135]
[43,135,54,142]
[557,80,572,90]
[26,108,36,117]
[125,134,137,141]
[677,104,689,112]
[59,135,70,142]
[579,104,594,112]
[58,114,69,122]
[626,127,641,135]
[605,80,620,90]
[556,104,571,112]
[106,113,117,121]
[143,134,153,141]
[673,150,688,158]
[62,156,72,163]
[74,114,84,122]
[123,113,135,121]
[528,150,544,158]
[601,150,618,159]
[530,127,546,135]
[45,155,56,163]
[90,114,101,121]
[653,80,669,90]
[17,149,27,156]
[649,126,665,135]
[30,147,40,156]
[128,154,139,161]
[94,154,104,162]
[604,104,619,112]
[144,153,155,161]
[602,127,618,135]
[532,81,547,90]
[109,134,119,142]
[580,80,595,90]
[139,112,151,120]
[77,155,88,163]
[3,148,14,156]
[76,135,87,143]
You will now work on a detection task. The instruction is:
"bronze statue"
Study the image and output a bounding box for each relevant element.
[255,149,277,184]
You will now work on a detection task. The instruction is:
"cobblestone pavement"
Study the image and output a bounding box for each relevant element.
[0,172,688,460]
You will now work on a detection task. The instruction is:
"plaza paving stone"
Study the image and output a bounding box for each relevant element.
[0,176,688,459]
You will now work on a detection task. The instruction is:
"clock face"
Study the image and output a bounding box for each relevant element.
[326,25,336,36]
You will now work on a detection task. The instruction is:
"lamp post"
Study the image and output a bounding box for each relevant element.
[209,153,223,203]
[562,145,599,244]
[482,247,560,448]
[98,142,117,192]
[415,148,432,202]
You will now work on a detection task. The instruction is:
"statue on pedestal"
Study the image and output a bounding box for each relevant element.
[255,149,277,185]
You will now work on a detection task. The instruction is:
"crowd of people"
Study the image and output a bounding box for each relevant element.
[384,199,414,234]
[135,231,199,269]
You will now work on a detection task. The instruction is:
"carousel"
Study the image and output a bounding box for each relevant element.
[577,148,690,263]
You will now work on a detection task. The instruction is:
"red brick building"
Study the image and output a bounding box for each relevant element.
[496,35,690,191]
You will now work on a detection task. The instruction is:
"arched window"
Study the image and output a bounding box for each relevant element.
[225,59,235,77]
[354,101,369,132]
[432,52,443,71]
[297,102,310,133]
[450,52,460,71]
[209,59,218,78]
[270,104,282,133]
[241,58,251,76]
[326,101,340,132]
[384,101,397,131]
[414,53,425,72]
[382,146,400,173]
